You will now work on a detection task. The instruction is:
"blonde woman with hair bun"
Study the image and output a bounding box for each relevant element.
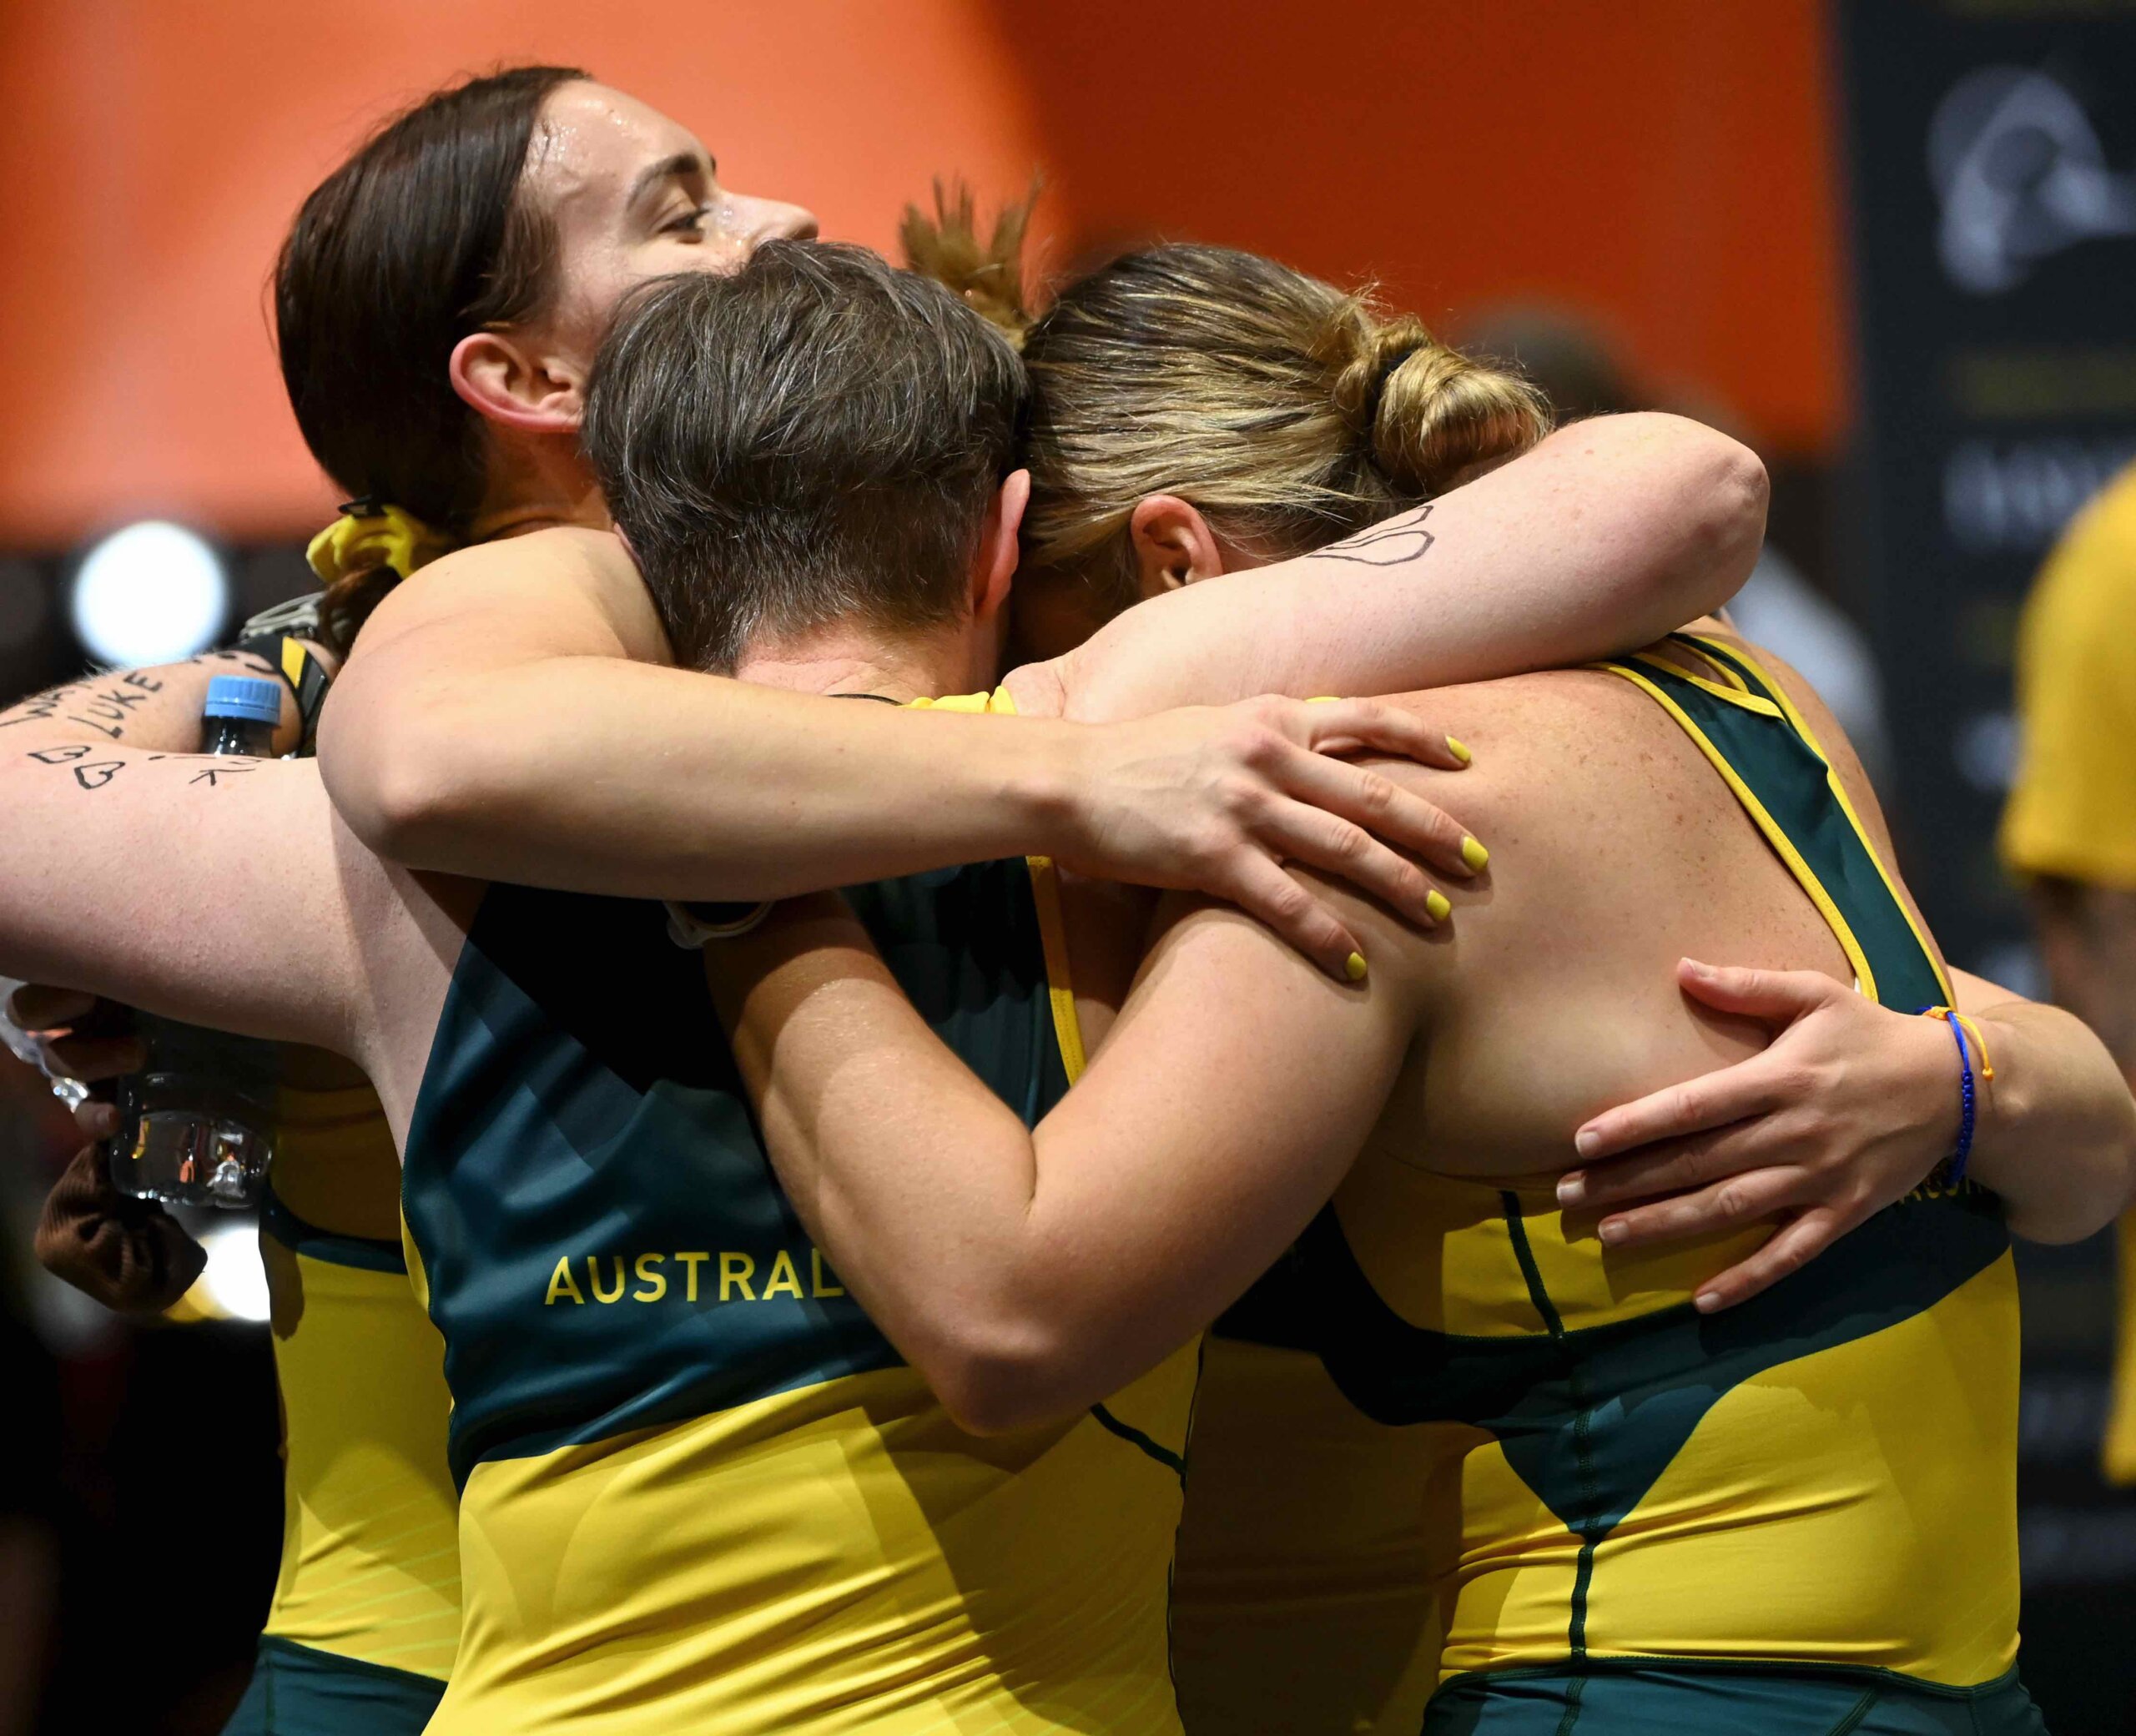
[874,199,2102,1736]
[1015,257,1542,1736]
[906,201,1552,1736]
[1018,244,1549,632]
[906,191,1549,664]
[908,219,1554,1732]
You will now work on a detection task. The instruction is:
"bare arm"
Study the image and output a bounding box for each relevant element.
[2030,877,2136,1082]
[1050,413,1766,722]
[315,529,1490,978]
[1760,666,2136,1245]
[320,415,1757,899]
[715,888,1419,1434]
[0,647,327,1115]
[0,702,356,1054]
[1952,968,2136,1240]
[317,528,1270,896]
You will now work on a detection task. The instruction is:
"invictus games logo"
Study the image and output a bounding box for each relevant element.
[1930,66,2136,294]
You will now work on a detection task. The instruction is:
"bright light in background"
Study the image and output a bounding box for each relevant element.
[68,520,228,667]
[196,1220,270,1324]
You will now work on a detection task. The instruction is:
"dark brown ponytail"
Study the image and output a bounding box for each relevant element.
[275,64,587,650]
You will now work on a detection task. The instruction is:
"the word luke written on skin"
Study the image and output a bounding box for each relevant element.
[545,1246,846,1306]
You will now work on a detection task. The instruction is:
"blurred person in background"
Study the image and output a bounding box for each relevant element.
[2002,456,2136,1489]
[0,1061,63,1736]
[1463,305,1893,789]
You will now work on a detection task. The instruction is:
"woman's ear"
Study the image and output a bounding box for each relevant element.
[970,468,1030,630]
[1128,495,1227,599]
[449,330,585,435]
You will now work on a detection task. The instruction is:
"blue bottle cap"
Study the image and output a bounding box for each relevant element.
[202,675,284,727]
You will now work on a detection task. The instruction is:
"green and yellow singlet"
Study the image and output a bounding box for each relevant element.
[402,689,1196,1735]
[224,1079,458,1733]
[212,616,460,1734]
[1174,638,2032,1734]
[1285,636,2024,1728]
[1172,1326,1448,1736]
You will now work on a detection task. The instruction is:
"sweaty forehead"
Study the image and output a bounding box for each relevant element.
[525,81,708,214]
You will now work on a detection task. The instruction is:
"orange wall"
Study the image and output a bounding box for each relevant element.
[994,2,1842,448]
[0,0,1841,548]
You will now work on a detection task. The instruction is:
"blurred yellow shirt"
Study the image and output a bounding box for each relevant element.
[2001,460,2136,887]
[2002,459,2136,1488]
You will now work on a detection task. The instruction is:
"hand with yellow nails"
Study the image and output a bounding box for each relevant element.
[1059,692,1487,984]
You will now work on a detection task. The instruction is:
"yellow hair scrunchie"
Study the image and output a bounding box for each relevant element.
[305,502,456,586]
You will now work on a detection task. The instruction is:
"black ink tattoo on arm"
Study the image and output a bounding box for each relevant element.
[23,746,260,792]
[0,682,93,729]
[1317,504,1435,568]
[187,762,258,787]
[0,648,275,744]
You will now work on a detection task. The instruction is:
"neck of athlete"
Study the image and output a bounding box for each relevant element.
[733,617,995,703]
[465,425,612,542]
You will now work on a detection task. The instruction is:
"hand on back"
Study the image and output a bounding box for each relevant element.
[1055,694,1483,982]
[1558,961,1962,1311]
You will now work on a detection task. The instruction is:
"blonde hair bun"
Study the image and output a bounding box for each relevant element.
[1329,313,1551,499]
[954,239,1551,619]
[899,179,1038,347]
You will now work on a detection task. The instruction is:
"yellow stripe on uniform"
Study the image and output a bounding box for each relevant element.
[1680,635,1953,1004]
[439,1366,1187,1735]
[262,1084,458,1682]
[910,687,1089,1084]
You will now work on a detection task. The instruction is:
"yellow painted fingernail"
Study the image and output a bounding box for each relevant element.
[1446,736,1473,765]
[1426,890,1451,922]
[1307,695,1340,705]
[1461,835,1489,873]
[1345,951,1368,981]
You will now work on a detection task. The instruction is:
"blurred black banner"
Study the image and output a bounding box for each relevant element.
[1838,6,2136,1731]
[1839,0,2136,979]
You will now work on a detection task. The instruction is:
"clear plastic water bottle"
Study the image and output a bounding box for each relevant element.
[106,676,285,1208]
[0,976,92,1110]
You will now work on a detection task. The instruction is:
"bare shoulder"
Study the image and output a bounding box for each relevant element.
[1282,665,1694,969]
[1368,664,1685,831]
[356,526,668,663]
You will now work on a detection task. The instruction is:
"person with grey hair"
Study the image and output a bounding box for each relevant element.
[586,244,2126,1734]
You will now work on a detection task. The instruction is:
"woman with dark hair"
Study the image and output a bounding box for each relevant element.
[21,64,818,1734]
[279,65,815,646]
